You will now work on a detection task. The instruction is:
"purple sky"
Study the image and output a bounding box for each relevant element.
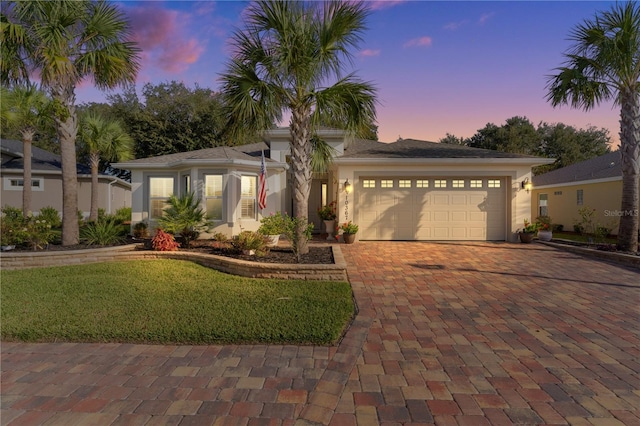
[77,1,621,146]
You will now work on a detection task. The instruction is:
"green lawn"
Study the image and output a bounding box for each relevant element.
[1,260,354,345]
[553,231,617,244]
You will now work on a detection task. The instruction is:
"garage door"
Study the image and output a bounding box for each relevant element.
[357,177,506,241]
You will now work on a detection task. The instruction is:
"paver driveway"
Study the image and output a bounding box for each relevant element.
[2,242,639,425]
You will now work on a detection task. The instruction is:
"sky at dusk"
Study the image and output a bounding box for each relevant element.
[77,1,621,145]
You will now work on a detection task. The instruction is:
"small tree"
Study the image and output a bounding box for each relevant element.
[157,192,213,248]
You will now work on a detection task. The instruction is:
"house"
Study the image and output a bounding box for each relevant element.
[114,128,552,242]
[531,150,639,234]
[114,128,553,241]
[1,138,131,217]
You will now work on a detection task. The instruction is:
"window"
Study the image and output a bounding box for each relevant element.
[4,177,44,191]
[205,175,223,221]
[488,179,501,188]
[149,177,174,219]
[452,180,464,188]
[470,180,482,188]
[416,180,429,188]
[183,175,191,194]
[241,175,257,220]
[321,182,328,206]
[399,180,411,188]
[577,189,584,206]
[539,193,548,217]
[434,179,447,188]
[381,180,393,188]
[554,191,562,196]
[363,180,376,188]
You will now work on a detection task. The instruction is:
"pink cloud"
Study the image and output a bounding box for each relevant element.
[368,0,407,11]
[125,5,205,74]
[403,36,433,48]
[479,12,495,25]
[443,20,469,31]
[360,49,381,57]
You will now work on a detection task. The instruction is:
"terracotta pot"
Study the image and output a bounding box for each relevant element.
[519,232,535,243]
[343,233,357,244]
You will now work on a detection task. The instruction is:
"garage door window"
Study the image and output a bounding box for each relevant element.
[399,180,411,188]
[488,179,501,188]
[434,180,447,188]
[452,180,464,188]
[363,180,376,188]
[381,180,393,188]
[416,180,429,188]
[470,180,482,188]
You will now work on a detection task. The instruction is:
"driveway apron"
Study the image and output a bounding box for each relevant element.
[2,242,639,425]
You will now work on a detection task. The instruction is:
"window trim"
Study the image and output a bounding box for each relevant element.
[3,176,45,191]
[148,176,175,220]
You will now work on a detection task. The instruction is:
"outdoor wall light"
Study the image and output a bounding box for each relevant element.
[521,177,532,193]
[343,179,352,194]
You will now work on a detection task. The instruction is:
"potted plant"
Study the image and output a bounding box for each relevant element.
[258,212,287,246]
[536,215,553,241]
[518,219,537,243]
[317,201,337,241]
[339,221,359,244]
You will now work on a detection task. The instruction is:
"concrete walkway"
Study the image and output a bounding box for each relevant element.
[2,242,639,425]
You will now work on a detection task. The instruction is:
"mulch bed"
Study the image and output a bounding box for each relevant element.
[8,239,335,265]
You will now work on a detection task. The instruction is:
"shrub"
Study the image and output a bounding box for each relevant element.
[339,221,359,234]
[22,216,57,250]
[258,212,287,235]
[152,228,180,251]
[38,207,61,229]
[113,207,132,224]
[81,219,125,246]
[158,192,213,248]
[132,221,149,239]
[281,216,314,262]
[231,231,269,256]
[552,224,564,232]
[1,207,26,247]
[535,215,552,231]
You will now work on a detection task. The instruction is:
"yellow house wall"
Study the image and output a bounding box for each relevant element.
[531,179,626,234]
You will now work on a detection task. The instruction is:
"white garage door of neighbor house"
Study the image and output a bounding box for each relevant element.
[357,177,506,241]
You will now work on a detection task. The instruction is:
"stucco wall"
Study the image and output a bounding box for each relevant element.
[531,179,630,234]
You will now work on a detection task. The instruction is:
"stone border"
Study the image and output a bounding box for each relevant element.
[0,244,348,281]
[539,240,640,269]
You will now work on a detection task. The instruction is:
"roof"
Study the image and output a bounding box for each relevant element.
[1,138,92,174]
[340,138,545,160]
[114,141,278,168]
[532,151,621,187]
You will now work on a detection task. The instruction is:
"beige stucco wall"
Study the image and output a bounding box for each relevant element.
[332,161,535,242]
[1,171,131,218]
[531,178,632,234]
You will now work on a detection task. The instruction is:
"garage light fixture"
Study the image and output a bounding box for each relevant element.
[521,178,532,193]
[343,179,352,194]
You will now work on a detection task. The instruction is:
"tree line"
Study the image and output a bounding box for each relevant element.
[438,116,612,174]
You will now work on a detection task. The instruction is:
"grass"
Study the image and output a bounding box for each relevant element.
[1,260,354,345]
[553,231,617,245]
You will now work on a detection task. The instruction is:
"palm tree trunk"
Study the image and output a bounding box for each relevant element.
[21,130,35,218]
[290,106,313,257]
[89,153,100,222]
[54,85,80,246]
[617,89,639,253]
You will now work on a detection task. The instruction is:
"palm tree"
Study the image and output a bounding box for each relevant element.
[2,84,50,217]
[547,2,640,253]
[220,0,377,255]
[1,0,140,245]
[79,113,133,222]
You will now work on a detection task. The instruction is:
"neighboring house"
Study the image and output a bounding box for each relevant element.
[531,150,638,234]
[1,138,131,217]
[114,128,552,242]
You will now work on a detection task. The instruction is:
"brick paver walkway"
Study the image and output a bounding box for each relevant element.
[2,242,639,425]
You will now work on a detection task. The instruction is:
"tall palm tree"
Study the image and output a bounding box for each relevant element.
[79,113,133,222]
[1,0,140,245]
[220,0,377,255]
[2,84,50,217]
[547,2,640,253]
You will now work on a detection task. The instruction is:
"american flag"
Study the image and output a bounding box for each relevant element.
[258,151,267,210]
